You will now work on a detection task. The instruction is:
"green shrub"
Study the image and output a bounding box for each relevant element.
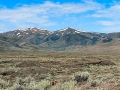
[74,71,91,83]
[50,81,77,90]
[61,81,77,90]
[8,76,50,90]
[0,78,9,89]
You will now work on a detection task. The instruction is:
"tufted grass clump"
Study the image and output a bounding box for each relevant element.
[50,81,77,90]
[74,71,91,84]
[6,76,51,90]
[61,81,77,90]
[0,78,9,89]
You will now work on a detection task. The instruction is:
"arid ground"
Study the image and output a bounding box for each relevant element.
[0,52,120,90]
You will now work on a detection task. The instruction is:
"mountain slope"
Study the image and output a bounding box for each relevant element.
[1,27,120,51]
[0,34,20,51]
[42,27,104,50]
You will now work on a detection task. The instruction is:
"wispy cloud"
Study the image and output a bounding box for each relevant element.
[0,0,102,32]
[97,21,116,26]
[92,2,120,32]
[1,0,120,33]
[93,4,120,18]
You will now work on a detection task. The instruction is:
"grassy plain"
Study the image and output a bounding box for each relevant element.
[0,51,120,90]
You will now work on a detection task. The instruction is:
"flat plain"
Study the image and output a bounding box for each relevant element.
[0,51,120,90]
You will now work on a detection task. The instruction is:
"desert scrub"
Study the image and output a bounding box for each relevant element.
[90,79,103,87]
[73,71,91,84]
[0,78,9,89]
[96,87,104,90]
[35,73,52,80]
[61,81,77,90]
[24,79,50,90]
[7,76,50,90]
[0,66,20,73]
[50,81,77,90]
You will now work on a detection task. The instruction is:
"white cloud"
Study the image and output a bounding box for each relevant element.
[0,1,102,31]
[93,3,120,18]
[97,21,115,26]
[92,2,120,32]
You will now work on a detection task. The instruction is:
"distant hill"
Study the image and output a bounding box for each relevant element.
[1,27,120,51]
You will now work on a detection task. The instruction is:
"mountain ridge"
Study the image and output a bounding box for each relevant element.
[0,27,120,51]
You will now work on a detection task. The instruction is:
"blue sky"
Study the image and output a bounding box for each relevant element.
[0,0,120,33]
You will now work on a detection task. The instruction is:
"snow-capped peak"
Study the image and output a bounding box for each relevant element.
[58,27,84,33]
[18,28,22,30]
[58,27,68,32]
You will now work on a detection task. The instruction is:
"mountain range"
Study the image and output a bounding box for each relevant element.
[0,27,120,52]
